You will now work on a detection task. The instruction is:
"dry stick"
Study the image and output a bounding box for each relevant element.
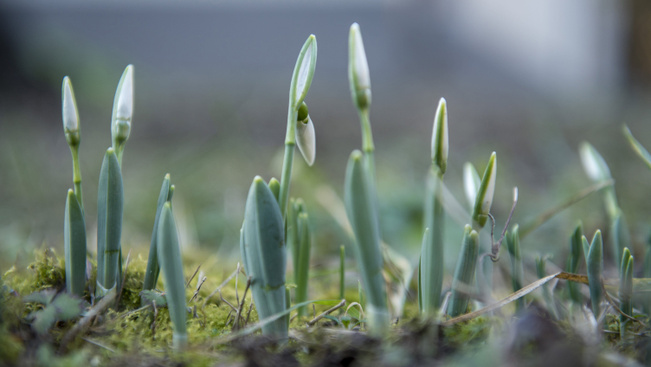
[202,265,241,309]
[233,277,252,331]
[519,180,613,238]
[80,337,117,353]
[60,290,117,352]
[307,299,347,326]
[186,265,201,288]
[220,289,238,312]
[602,285,646,327]
[190,276,207,303]
[115,249,132,308]
[245,300,253,324]
[442,272,561,326]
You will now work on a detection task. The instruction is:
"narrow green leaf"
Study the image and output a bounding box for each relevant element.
[623,125,651,171]
[241,176,287,338]
[64,189,87,297]
[566,223,583,304]
[340,245,346,301]
[448,225,479,317]
[295,211,312,317]
[344,150,388,335]
[584,230,604,317]
[420,167,444,317]
[471,152,497,229]
[536,256,558,319]
[506,226,524,312]
[157,202,187,351]
[143,174,171,295]
[96,148,123,297]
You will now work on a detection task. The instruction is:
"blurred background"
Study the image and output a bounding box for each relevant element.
[1,0,651,276]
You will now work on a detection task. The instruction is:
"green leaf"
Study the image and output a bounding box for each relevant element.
[140,290,167,308]
[623,124,651,171]
[96,148,124,297]
[241,176,287,338]
[143,174,171,295]
[344,150,388,335]
[448,225,480,317]
[64,189,87,297]
[157,202,188,351]
[584,230,604,317]
[25,292,85,335]
[471,152,497,229]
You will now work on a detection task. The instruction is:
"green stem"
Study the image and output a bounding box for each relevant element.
[279,144,295,219]
[340,245,345,301]
[359,108,375,175]
[279,107,298,219]
[70,146,83,211]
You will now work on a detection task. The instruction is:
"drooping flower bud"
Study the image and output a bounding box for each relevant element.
[296,102,316,166]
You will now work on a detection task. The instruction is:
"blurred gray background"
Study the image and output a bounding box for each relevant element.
[2,0,651,269]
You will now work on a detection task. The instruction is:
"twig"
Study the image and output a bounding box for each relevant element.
[307,299,346,326]
[202,265,241,309]
[245,300,253,324]
[233,277,251,331]
[60,289,117,352]
[115,249,132,308]
[186,265,201,288]
[120,304,151,318]
[80,337,116,353]
[190,275,207,303]
[220,289,238,312]
[602,286,646,327]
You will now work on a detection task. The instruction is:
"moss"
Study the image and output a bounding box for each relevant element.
[441,316,491,350]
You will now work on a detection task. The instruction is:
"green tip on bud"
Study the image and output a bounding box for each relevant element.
[268,177,280,202]
[431,98,448,173]
[112,65,134,147]
[579,142,611,182]
[62,76,80,146]
[296,102,316,166]
[472,152,497,228]
[348,22,371,110]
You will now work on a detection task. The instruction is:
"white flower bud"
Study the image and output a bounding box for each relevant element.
[579,142,611,182]
[348,23,371,109]
[61,76,79,133]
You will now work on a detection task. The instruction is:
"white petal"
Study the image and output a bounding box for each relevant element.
[296,116,316,166]
[350,23,370,91]
[463,162,480,208]
[579,142,611,182]
[115,65,134,122]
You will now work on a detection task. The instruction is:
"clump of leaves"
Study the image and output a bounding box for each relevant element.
[24,289,87,335]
